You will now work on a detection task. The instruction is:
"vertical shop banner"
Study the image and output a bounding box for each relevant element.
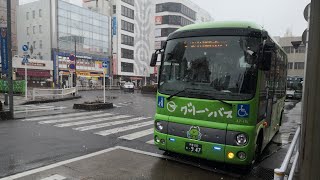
[0,27,8,75]
[112,17,117,36]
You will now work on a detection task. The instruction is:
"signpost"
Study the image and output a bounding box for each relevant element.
[69,54,76,88]
[22,47,29,100]
[102,62,109,103]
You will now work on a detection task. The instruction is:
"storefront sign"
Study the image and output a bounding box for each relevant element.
[155,16,162,25]
[21,62,46,67]
[112,17,117,36]
[77,72,91,76]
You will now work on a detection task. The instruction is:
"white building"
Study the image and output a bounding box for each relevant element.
[154,0,213,50]
[84,0,155,86]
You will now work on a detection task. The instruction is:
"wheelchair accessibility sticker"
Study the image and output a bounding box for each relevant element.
[237,104,250,118]
[158,96,164,108]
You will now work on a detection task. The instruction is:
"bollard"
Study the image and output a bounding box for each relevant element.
[274,168,285,180]
[0,101,2,111]
[4,93,8,105]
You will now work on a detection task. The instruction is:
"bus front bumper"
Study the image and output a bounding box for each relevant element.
[154,131,254,165]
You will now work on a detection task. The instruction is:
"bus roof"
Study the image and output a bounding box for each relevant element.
[176,21,264,32]
[174,21,285,53]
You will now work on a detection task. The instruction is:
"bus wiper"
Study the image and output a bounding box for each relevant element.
[193,92,233,107]
[167,88,191,100]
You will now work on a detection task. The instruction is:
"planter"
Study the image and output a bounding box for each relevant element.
[73,102,113,111]
[0,111,13,120]
[141,85,157,94]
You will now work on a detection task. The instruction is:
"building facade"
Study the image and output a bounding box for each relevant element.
[278,36,306,78]
[154,0,212,49]
[84,0,155,86]
[17,0,111,87]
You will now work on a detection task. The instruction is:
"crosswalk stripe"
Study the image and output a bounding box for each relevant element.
[118,128,154,140]
[95,121,154,136]
[39,113,114,124]
[73,117,150,131]
[24,111,100,121]
[15,107,67,113]
[146,139,154,144]
[55,115,131,127]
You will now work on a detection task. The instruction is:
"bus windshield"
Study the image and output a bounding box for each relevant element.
[159,36,261,101]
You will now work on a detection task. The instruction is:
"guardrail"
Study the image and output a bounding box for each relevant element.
[274,126,301,180]
[32,87,77,100]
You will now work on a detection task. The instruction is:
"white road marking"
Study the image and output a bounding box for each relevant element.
[55,115,131,127]
[15,107,67,113]
[23,111,100,121]
[118,128,154,140]
[39,113,114,124]
[146,139,154,144]
[41,174,66,180]
[74,117,150,131]
[95,121,154,136]
[0,146,120,180]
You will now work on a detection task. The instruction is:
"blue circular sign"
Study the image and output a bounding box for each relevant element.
[69,54,75,61]
[69,64,75,69]
[22,45,28,51]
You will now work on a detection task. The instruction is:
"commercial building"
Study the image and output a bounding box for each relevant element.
[278,36,306,78]
[84,0,156,86]
[17,0,111,87]
[154,0,212,49]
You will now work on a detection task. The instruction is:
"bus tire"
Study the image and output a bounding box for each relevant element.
[254,131,263,164]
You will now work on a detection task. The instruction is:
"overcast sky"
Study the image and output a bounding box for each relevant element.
[21,0,310,36]
[192,0,310,36]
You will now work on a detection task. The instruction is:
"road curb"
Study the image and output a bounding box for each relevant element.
[21,96,82,105]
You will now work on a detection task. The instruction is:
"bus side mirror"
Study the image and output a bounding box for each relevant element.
[259,42,275,71]
[150,53,157,67]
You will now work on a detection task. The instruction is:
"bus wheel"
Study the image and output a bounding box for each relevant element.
[254,132,263,164]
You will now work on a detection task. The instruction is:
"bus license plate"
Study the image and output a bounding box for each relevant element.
[185,142,202,154]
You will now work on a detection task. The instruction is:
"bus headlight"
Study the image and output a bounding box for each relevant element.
[156,122,164,131]
[235,133,248,146]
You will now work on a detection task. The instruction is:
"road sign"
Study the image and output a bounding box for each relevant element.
[69,54,75,61]
[304,3,311,21]
[302,29,308,45]
[69,63,75,70]
[22,45,29,51]
[22,56,29,64]
[102,62,109,68]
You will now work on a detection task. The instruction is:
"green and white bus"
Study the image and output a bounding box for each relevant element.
[150,21,287,166]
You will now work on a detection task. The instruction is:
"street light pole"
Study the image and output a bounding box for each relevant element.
[7,0,14,119]
[74,38,77,88]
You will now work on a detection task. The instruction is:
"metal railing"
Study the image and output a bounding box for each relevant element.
[32,87,77,100]
[274,126,301,180]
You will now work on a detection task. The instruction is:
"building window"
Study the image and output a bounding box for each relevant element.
[121,48,134,59]
[113,5,116,14]
[26,12,29,20]
[121,20,134,33]
[33,41,36,49]
[121,0,134,6]
[39,9,42,17]
[294,62,305,70]
[27,27,29,35]
[121,62,134,72]
[156,3,196,20]
[161,28,178,37]
[33,26,36,34]
[121,34,134,46]
[297,46,306,53]
[32,10,35,19]
[39,25,42,33]
[121,6,134,19]
[39,40,42,49]
[288,62,293,69]
[162,15,193,26]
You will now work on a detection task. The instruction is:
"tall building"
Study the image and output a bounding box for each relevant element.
[154,0,212,50]
[84,0,155,86]
[278,36,306,78]
[17,0,111,87]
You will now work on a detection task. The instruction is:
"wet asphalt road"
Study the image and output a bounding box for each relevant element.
[0,91,300,179]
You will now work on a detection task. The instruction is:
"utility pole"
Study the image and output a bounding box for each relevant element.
[7,0,13,119]
[299,1,320,179]
[74,38,77,87]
